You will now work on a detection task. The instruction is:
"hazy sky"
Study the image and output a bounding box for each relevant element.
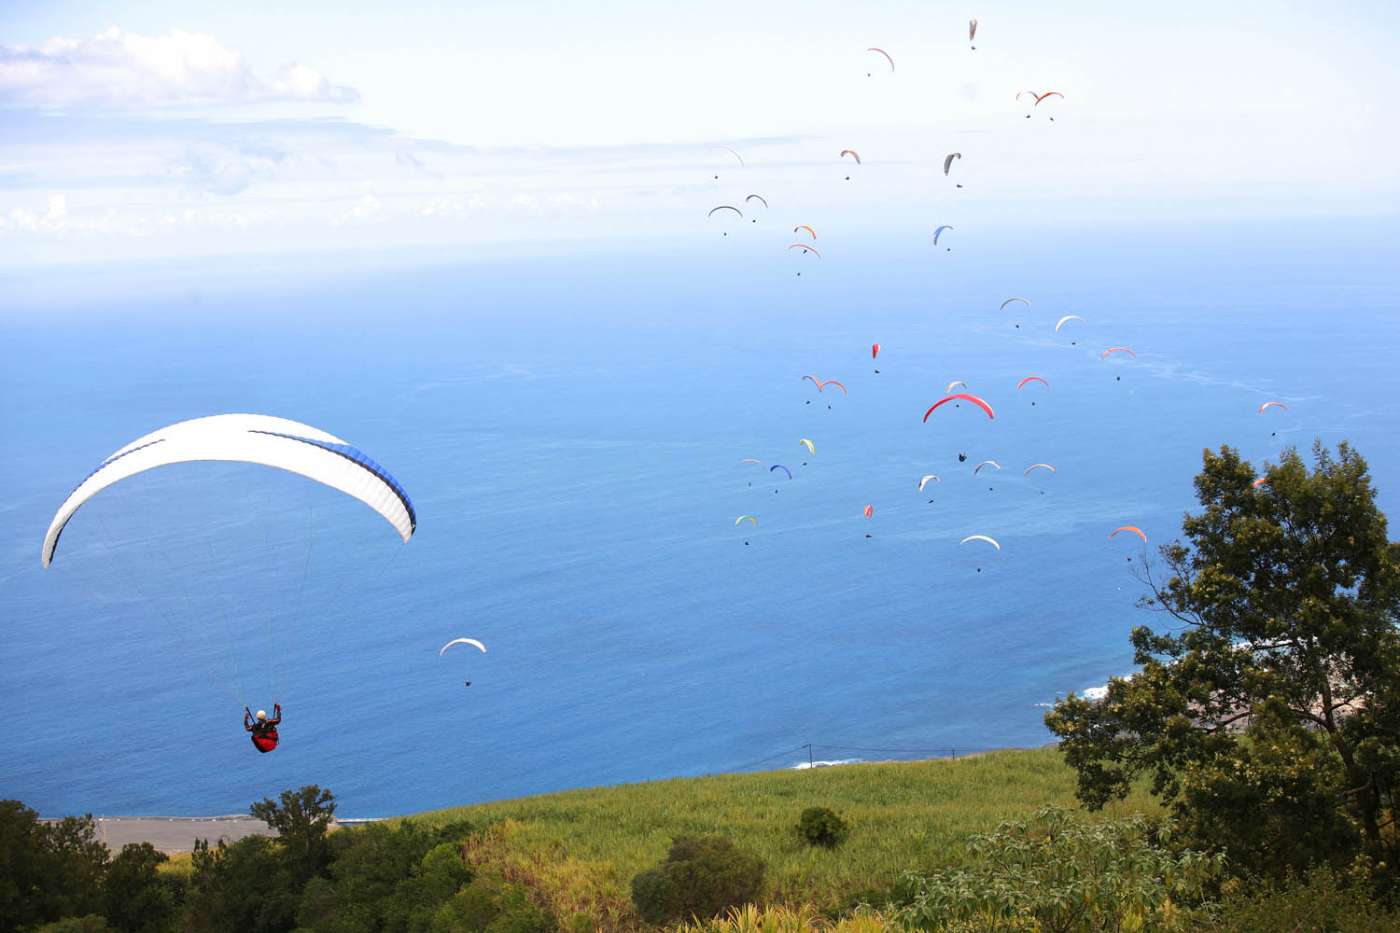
[2,1,1397,268]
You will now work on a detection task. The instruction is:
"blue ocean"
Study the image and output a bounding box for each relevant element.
[3,218,1398,817]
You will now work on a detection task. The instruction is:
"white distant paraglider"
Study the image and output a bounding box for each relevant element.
[439,638,487,656]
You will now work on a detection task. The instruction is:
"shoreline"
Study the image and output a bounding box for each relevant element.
[47,816,385,855]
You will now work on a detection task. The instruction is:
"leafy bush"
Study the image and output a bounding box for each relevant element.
[796,807,850,849]
[630,836,765,925]
[430,876,552,933]
[893,807,1222,932]
[34,918,114,933]
[1201,868,1400,932]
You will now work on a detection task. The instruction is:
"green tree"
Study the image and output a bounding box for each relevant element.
[102,843,178,933]
[1046,443,1400,882]
[250,785,336,885]
[295,820,474,933]
[185,836,299,933]
[630,836,765,925]
[0,802,111,930]
[893,807,1222,932]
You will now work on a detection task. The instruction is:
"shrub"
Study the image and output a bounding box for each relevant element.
[1201,868,1400,932]
[630,836,765,925]
[894,807,1222,932]
[796,807,850,849]
[430,876,552,933]
[103,842,179,933]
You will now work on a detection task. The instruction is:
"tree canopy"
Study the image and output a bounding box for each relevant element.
[1047,442,1400,886]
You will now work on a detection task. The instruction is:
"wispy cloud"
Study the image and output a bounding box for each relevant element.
[0,28,357,110]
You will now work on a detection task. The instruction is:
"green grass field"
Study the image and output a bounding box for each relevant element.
[403,747,1158,928]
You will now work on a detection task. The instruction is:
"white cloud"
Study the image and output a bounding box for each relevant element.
[0,27,357,110]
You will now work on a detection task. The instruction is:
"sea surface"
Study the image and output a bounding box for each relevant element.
[3,218,1398,817]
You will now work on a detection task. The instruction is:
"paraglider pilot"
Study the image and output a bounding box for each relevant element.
[244,703,282,753]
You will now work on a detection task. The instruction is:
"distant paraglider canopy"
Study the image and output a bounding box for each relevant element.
[744,194,768,209]
[943,153,962,176]
[1054,314,1085,333]
[863,504,874,518]
[1000,297,1031,312]
[1024,463,1057,475]
[946,380,968,393]
[871,342,881,360]
[799,438,816,455]
[1101,346,1137,360]
[708,205,742,219]
[770,464,793,480]
[840,149,862,164]
[1259,401,1289,414]
[1111,525,1148,543]
[735,515,758,527]
[960,534,1001,551]
[788,243,822,258]
[918,474,940,491]
[932,225,954,246]
[1016,375,1049,391]
[865,48,895,72]
[717,146,744,166]
[973,460,1002,475]
[439,638,486,656]
[923,393,996,421]
[794,224,817,240]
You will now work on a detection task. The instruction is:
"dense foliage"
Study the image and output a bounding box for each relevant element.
[891,807,1221,931]
[1046,443,1400,891]
[630,836,766,925]
[796,807,850,849]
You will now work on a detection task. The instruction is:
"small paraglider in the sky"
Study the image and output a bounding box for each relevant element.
[1035,91,1064,121]
[714,146,743,179]
[1102,346,1136,360]
[1111,525,1148,543]
[708,204,742,236]
[923,393,995,421]
[863,504,874,518]
[1259,401,1289,414]
[1023,463,1057,476]
[794,224,817,240]
[799,438,816,455]
[933,225,954,251]
[969,19,978,49]
[946,380,968,393]
[1055,314,1084,341]
[865,47,895,76]
[439,638,487,656]
[744,194,767,223]
[872,342,881,373]
[788,243,822,259]
[840,149,860,181]
[973,460,1002,475]
[944,152,963,188]
[1017,374,1049,405]
[1000,297,1030,312]
[918,474,940,491]
[770,464,793,480]
[961,534,1001,550]
[735,515,758,527]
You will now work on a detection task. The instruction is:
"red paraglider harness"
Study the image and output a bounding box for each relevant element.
[245,704,282,753]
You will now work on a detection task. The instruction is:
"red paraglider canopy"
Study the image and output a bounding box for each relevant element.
[923,393,996,421]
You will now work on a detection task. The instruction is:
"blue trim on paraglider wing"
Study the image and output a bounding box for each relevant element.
[49,438,169,562]
[247,430,417,535]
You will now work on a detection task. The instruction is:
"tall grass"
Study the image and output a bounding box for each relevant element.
[405,748,1157,930]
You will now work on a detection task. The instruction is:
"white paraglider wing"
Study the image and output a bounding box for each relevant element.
[42,413,416,567]
[439,638,487,656]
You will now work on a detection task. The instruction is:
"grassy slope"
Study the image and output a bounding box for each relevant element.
[406,748,1158,927]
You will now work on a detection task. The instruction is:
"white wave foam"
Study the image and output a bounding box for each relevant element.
[792,758,863,770]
